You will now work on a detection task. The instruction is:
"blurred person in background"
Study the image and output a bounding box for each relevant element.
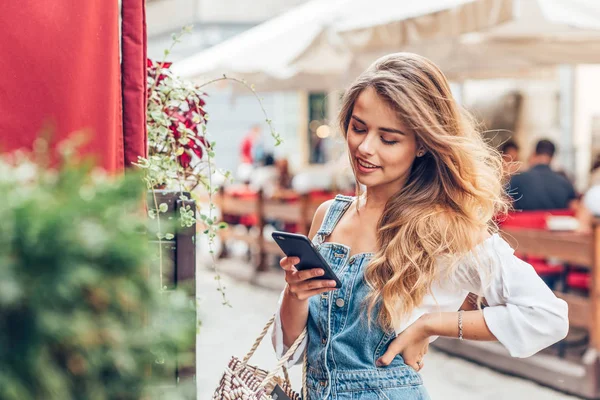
[272,53,568,399]
[249,152,278,196]
[240,123,262,165]
[508,139,578,211]
[251,154,296,234]
[499,139,522,176]
[311,134,326,164]
[275,157,294,194]
[237,124,263,183]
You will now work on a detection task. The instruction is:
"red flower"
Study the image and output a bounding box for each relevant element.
[187,97,207,118]
[179,151,192,168]
[148,57,209,170]
[147,59,172,84]
[188,137,208,159]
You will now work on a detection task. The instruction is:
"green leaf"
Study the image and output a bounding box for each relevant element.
[165,233,174,240]
[159,203,168,213]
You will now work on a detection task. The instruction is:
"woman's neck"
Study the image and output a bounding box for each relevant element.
[358,189,391,213]
[359,173,409,212]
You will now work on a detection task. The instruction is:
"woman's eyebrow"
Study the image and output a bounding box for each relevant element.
[351,114,406,135]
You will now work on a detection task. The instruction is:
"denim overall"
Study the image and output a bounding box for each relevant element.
[305,195,430,400]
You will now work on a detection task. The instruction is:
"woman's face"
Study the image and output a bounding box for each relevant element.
[347,87,419,192]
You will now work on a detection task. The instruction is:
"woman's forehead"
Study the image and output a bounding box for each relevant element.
[353,87,406,129]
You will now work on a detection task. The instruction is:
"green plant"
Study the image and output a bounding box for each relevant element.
[0,145,195,400]
[136,26,283,305]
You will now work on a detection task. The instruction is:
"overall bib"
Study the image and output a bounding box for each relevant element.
[305,195,431,400]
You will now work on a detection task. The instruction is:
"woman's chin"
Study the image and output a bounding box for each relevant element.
[355,176,380,188]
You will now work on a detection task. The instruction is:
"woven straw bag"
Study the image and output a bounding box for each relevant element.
[212,314,308,400]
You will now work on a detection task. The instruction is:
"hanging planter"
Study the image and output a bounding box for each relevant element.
[136,27,285,386]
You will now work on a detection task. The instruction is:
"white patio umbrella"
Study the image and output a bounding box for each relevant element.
[293,0,600,80]
[173,0,511,91]
[173,0,346,91]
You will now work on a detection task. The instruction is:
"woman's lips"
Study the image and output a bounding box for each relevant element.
[356,157,381,173]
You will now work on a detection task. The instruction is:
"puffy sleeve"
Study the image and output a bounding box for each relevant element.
[270,289,307,366]
[454,234,569,358]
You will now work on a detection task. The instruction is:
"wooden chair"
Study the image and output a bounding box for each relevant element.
[216,187,345,273]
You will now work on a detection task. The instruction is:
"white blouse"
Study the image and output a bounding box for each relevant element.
[271,233,569,365]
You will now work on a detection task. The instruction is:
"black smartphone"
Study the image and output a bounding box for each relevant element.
[271,231,342,288]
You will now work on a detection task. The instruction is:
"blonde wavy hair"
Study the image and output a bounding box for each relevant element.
[338,53,510,330]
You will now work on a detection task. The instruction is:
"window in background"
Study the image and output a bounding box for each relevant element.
[308,92,329,164]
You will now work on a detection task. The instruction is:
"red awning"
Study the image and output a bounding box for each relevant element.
[0,1,147,173]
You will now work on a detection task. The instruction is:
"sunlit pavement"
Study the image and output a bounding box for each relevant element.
[197,258,581,400]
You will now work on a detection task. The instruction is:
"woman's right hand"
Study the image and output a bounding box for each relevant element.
[279,256,338,301]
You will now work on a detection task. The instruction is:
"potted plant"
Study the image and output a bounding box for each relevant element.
[135,28,284,385]
[136,27,283,305]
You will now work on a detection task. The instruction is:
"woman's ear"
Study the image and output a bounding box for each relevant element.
[417,148,426,157]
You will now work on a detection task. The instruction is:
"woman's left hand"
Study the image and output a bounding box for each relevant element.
[375,316,430,372]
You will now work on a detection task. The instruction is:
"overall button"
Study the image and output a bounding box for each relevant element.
[335,298,345,307]
[321,337,327,344]
[333,253,344,259]
[320,380,327,387]
[320,293,328,305]
[349,258,356,265]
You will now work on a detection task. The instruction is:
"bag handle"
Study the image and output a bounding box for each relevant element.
[302,351,308,400]
[242,313,276,364]
[239,312,308,392]
[258,327,306,390]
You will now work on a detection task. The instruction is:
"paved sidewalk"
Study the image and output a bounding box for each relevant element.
[197,259,581,400]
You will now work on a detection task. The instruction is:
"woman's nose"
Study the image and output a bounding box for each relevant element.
[357,132,376,155]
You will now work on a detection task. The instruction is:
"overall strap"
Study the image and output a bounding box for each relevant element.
[313,194,354,246]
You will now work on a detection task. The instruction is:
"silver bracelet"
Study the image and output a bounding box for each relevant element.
[458,310,464,341]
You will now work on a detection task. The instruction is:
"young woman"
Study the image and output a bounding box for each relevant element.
[271,53,568,399]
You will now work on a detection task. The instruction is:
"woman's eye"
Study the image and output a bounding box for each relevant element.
[351,125,366,134]
[380,137,398,145]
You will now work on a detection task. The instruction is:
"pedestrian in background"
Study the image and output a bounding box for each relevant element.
[237,124,263,183]
[508,139,578,211]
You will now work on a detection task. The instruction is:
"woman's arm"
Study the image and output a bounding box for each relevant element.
[420,310,496,341]
[441,231,568,354]
[271,200,334,363]
[377,233,569,368]
[458,235,568,357]
[376,309,497,370]
[279,200,333,347]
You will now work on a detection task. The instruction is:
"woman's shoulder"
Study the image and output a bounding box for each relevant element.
[450,233,516,282]
[315,194,354,216]
[315,199,335,218]
[434,214,513,270]
[468,232,511,256]
[308,194,354,238]
[308,199,336,238]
